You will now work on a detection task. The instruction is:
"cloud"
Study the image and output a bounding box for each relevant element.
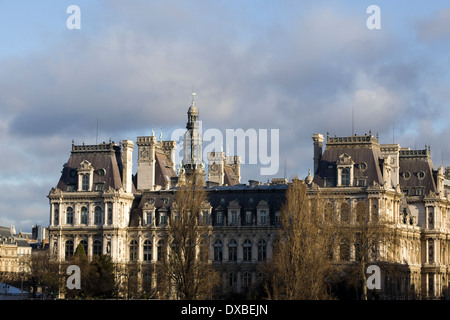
[0,1,449,232]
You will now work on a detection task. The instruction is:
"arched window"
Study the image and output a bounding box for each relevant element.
[258,240,267,261]
[228,239,237,261]
[80,239,88,255]
[143,240,152,261]
[243,239,252,261]
[66,207,74,225]
[94,206,102,224]
[356,202,366,224]
[93,239,102,256]
[214,240,223,261]
[324,203,333,221]
[129,240,138,262]
[65,240,74,260]
[243,271,252,287]
[81,206,88,224]
[340,202,349,222]
[157,240,165,261]
[229,272,237,287]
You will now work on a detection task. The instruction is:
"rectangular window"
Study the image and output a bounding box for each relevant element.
[231,210,238,224]
[216,212,223,225]
[82,174,90,191]
[259,210,267,224]
[245,211,252,225]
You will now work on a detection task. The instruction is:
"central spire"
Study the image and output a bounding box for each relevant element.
[182,92,204,177]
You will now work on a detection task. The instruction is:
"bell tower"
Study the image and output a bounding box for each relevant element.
[182,93,205,178]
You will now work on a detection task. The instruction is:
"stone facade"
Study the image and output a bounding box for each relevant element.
[48,99,450,299]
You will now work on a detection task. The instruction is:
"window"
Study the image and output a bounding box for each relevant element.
[157,240,164,261]
[145,212,152,226]
[274,211,280,224]
[229,272,237,287]
[243,272,252,287]
[95,183,103,192]
[66,207,74,224]
[82,174,89,191]
[94,206,102,224]
[340,202,349,222]
[80,239,88,255]
[259,210,267,225]
[357,179,367,187]
[418,171,426,180]
[107,208,113,225]
[93,239,102,256]
[65,240,74,260]
[258,240,267,261]
[54,206,59,225]
[230,210,238,225]
[159,212,167,226]
[81,207,88,224]
[216,212,223,225]
[214,240,223,261]
[129,240,138,262]
[341,168,350,186]
[143,240,152,261]
[245,211,253,225]
[243,240,252,261]
[228,240,237,261]
[340,241,350,261]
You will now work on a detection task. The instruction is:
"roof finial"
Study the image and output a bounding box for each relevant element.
[191,92,196,106]
[152,124,155,137]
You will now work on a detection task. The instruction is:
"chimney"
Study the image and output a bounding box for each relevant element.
[122,140,134,193]
[312,133,324,174]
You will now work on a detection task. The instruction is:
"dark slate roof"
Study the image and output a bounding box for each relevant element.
[154,152,177,188]
[224,166,240,186]
[56,142,125,192]
[399,149,436,195]
[128,183,288,227]
[313,135,384,187]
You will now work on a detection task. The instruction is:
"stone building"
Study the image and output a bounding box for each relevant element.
[47,97,450,299]
[310,132,450,299]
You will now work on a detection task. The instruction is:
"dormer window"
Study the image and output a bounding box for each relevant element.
[341,168,350,186]
[82,174,89,191]
[337,153,354,187]
[77,160,94,192]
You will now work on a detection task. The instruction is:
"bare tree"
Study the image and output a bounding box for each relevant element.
[163,172,220,299]
[335,199,398,300]
[265,179,335,300]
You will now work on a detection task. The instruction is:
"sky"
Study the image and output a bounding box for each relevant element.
[0,0,449,232]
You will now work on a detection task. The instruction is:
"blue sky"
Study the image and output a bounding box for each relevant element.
[0,1,449,232]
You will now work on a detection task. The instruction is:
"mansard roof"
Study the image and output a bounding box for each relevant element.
[398,148,436,195]
[56,142,129,192]
[128,183,288,227]
[313,134,384,187]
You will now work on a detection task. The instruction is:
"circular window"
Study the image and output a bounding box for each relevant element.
[402,171,411,179]
[359,162,367,171]
[417,171,426,180]
[70,169,77,177]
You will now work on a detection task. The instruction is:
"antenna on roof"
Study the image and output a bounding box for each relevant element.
[96,116,99,145]
[392,121,394,144]
[352,104,354,136]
